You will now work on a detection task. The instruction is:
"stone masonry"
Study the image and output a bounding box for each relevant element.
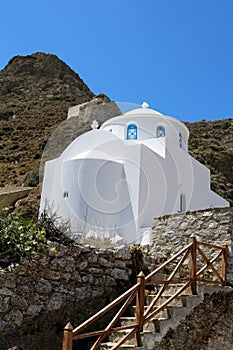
[151,207,233,283]
[0,242,132,350]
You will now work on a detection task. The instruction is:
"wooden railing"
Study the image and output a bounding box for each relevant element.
[62,235,227,350]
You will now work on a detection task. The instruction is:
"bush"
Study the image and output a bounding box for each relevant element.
[0,209,47,267]
[38,208,73,244]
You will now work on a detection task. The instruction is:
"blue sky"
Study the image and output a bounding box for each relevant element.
[0,0,233,122]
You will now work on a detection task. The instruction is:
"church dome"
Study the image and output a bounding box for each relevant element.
[100,105,189,151]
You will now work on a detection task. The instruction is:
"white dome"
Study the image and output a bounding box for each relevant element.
[100,106,189,150]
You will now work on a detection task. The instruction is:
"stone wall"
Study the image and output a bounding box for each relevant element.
[151,207,233,283]
[0,242,132,350]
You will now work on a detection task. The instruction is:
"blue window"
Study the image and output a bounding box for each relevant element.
[156,125,165,138]
[179,133,182,148]
[127,124,137,140]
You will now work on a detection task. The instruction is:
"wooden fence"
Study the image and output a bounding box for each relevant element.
[62,235,227,350]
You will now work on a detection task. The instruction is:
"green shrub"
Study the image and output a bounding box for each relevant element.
[0,209,47,267]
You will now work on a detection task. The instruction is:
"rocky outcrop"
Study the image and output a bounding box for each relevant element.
[152,290,233,350]
[41,94,122,165]
[0,52,94,217]
[186,118,233,206]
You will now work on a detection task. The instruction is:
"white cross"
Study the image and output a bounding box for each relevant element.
[141,101,149,109]
[91,120,99,129]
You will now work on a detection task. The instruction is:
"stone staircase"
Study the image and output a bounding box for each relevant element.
[99,284,232,350]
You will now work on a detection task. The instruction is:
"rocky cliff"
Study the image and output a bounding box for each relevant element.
[186,119,233,206]
[0,52,232,219]
[0,52,94,216]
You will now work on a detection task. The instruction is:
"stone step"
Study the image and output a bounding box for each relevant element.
[118,316,135,326]
[166,305,188,320]
[109,330,152,345]
[143,317,168,333]
[148,304,198,338]
[128,305,169,319]
[145,294,185,307]
[146,286,186,295]
[109,330,135,345]
[98,342,144,350]
[181,294,202,309]
[148,273,168,283]
[161,285,189,296]
[145,286,185,297]
[118,316,169,333]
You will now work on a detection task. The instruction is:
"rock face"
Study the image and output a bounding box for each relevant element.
[0,52,94,120]
[41,94,122,165]
[0,243,132,350]
[0,52,94,217]
[152,290,233,350]
[186,118,233,206]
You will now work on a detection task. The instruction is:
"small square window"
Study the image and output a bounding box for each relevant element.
[63,191,69,198]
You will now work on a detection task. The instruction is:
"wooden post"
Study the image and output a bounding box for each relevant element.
[134,271,145,347]
[62,322,73,350]
[221,241,227,286]
[189,234,197,295]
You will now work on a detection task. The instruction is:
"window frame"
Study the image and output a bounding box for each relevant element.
[126,123,138,140]
[156,125,165,138]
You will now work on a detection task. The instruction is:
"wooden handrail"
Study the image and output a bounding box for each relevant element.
[88,289,138,349]
[72,283,139,336]
[62,236,228,350]
[62,322,73,350]
[134,272,145,346]
[196,245,224,283]
[144,245,192,318]
[143,280,192,324]
[197,241,225,250]
[222,241,227,285]
[190,234,197,294]
[73,323,138,341]
[145,242,193,282]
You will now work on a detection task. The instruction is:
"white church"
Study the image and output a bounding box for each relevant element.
[39,103,229,245]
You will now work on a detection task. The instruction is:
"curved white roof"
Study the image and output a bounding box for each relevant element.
[101,106,189,137]
[125,107,163,116]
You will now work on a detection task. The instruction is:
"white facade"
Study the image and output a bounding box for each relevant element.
[40,105,229,245]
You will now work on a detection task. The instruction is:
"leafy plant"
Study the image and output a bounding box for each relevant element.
[38,205,73,244]
[0,209,47,267]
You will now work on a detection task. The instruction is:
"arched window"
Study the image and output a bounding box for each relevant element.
[127,124,137,140]
[179,133,183,148]
[156,125,165,138]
